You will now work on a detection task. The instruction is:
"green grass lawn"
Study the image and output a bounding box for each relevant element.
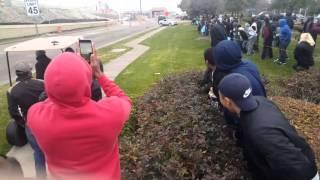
[115,24,208,98]
[98,44,132,64]
[0,85,11,154]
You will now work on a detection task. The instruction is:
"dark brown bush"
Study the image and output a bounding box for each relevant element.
[280,68,320,104]
[119,71,320,179]
[120,71,249,180]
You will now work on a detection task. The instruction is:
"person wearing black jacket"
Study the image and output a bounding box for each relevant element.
[238,27,249,53]
[200,48,227,98]
[251,17,262,52]
[286,11,295,30]
[7,62,46,178]
[261,17,273,59]
[35,50,51,80]
[303,17,320,43]
[294,33,315,71]
[210,23,226,47]
[218,73,318,180]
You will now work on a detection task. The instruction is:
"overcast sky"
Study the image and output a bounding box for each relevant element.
[32,0,182,12]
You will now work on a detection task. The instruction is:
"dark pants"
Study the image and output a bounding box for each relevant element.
[253,35,260,52]
[261,39,273,59]
[279,41,290,63]
[25,127,46,178]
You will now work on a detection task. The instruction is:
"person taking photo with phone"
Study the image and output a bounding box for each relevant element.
[27,47,132,180]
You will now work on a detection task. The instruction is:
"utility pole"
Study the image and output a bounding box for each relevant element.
[139,0,142,14]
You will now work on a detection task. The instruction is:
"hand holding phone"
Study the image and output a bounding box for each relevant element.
[89,44,103,78]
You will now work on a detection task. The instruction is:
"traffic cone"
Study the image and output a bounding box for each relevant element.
[57,26,62,33]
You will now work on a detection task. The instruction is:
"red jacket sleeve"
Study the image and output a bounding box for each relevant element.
[312,24,320,34]
[263,26,270,41]
[97,75,132,133]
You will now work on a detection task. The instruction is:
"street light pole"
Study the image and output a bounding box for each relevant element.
[139,0,142,14]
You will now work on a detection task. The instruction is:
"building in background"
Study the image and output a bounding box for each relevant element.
[0,0,12,6]
[96,0,109,13]
[151,7,169,18]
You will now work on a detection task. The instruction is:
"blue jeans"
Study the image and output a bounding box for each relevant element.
[25,127,46,178]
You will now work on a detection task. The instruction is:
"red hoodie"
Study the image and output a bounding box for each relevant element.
[27,53,132,180]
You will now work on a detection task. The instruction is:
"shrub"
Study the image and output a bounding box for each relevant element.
[120,71,320,179]
[120,71,249,180]
[280,68,320,104]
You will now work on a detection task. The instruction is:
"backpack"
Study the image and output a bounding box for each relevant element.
[6,120,27,147]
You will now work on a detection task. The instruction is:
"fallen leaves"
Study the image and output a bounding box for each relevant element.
[271,96,320,168]
[280,68,320,104]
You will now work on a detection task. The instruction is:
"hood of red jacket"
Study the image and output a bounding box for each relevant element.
[44,52,92,107]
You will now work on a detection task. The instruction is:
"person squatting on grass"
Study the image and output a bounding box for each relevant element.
[294,33,316,71]
[218,73,319,180]
[7,62,47,179]
[27,50,132,180]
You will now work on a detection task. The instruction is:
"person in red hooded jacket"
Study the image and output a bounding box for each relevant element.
[27,49,132,180]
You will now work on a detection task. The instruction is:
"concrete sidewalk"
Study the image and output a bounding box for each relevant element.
[6,26,165,178]
[104,27,165,80]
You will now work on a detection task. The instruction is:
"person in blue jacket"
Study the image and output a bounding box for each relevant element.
[213,40,266,126]
[275,19,292,65]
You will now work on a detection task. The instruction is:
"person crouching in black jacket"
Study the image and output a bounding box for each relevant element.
[294,33,315,71]
[7,62,46,178]
[200,48,227,96]
[218,73,318,180]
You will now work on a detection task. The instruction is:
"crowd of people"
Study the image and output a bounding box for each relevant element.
[1,13,319,180]
[199,13,319,180]
[195,12,320,70]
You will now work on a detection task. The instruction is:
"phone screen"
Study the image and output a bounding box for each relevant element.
[79,40,92,61]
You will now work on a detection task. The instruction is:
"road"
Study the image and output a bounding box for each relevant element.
[0,20,158,85]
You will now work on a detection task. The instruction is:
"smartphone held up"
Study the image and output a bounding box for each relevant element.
[79,40,93,63]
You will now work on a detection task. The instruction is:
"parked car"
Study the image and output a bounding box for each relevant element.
[158,16,166,23]
[159,19,177,26]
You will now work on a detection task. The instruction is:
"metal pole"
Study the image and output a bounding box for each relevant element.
[6,52,12,86]
[35,23,39,36]
[140,0,142,14]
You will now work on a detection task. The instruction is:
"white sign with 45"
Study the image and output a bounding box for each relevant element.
[24,0,40,16]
